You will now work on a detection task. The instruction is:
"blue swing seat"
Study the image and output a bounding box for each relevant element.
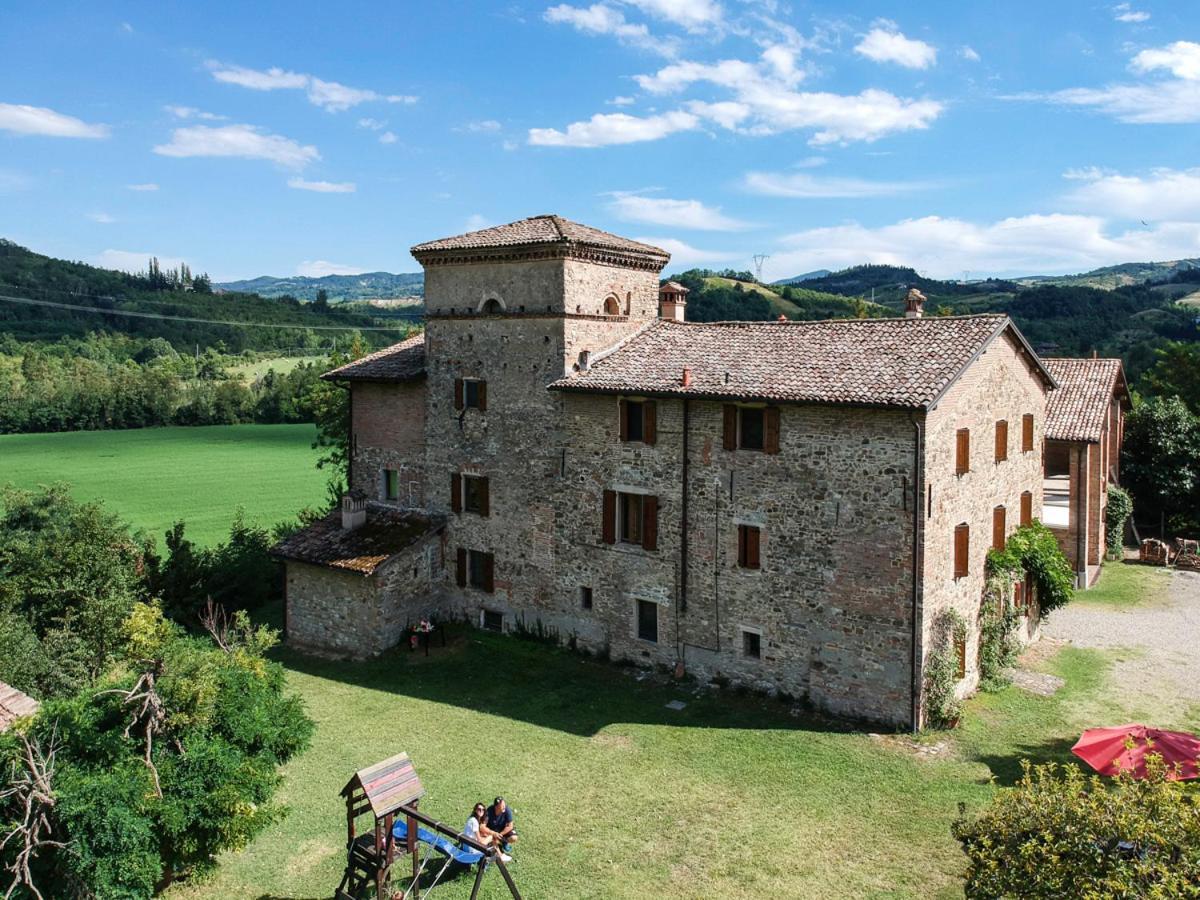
[393,819,486,866]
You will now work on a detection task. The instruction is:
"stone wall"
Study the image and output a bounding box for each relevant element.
[351,380,427,508]
[921,332,1049,716]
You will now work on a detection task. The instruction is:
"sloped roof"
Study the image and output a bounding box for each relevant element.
[550,314,1054,408]
[411,214,668,265]
[272,504,438,575]
[1043,357,1128,442]
[322,333,426,383]
[0,682,39,732]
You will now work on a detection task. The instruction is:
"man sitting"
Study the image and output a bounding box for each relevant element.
[486,797,518,852]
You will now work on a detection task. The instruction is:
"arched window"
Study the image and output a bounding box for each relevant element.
[603,294,621,316]
[480,298,504,315]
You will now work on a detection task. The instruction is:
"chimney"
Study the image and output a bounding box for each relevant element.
[659,281,690,321]
[341,492,367,531]
[681,366,692,387]
[904,287,927,319]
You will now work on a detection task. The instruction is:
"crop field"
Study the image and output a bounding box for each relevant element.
[0,424,327,545]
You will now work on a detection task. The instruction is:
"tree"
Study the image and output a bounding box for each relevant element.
[1139,340,1200,414]
[313,288,330,311]
[1122,396,1200,535]
[310,336,365,496]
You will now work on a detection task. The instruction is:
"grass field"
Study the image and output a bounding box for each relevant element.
[228,355,319,384]
[0,425,327,546]
[1074,559,1173,607]
[164,582,1189,900]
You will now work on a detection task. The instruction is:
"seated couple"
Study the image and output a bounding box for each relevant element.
[463,797,517,862]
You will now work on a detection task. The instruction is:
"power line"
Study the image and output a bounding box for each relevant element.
[0,293,420,331]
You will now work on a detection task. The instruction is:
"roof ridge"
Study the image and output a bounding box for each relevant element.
[665,312,1008,328]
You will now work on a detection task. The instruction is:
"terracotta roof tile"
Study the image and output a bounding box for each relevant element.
[411,214,668,261]
[550,314,1051,408]
[322,333,426,382]
[1043,357,1127,442]
[0,681,39,732]
[272,504,439,575]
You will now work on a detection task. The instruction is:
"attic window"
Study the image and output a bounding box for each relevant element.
[603,295,621,316]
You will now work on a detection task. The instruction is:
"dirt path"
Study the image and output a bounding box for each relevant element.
[1042,570,1200,720]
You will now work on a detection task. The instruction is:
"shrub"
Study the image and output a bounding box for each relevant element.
[924,609,967,729]
[1105,485,1133,559]
[977,588,1021,690]
[987,522,1074,616]
[954,758,1200,897]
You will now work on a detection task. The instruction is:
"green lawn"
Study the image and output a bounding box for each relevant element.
[0,425,327,546]
[228,356,318,384]
[1074,559,1173,607]
[165,592,1192,900]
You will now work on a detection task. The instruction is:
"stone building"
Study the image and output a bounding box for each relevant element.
[1041,357,1129,587]
[275,214,1059,729]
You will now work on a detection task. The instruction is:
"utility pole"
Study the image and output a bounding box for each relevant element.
[752,254,770,283]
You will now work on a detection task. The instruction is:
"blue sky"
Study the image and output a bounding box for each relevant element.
[2,0,1199,282]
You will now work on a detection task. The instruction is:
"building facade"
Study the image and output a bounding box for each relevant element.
[276,215,1058,729]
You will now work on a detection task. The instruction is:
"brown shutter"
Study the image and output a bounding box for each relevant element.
[746,526,760,569]
[955,429,970,475]
[482,553,495,593]
[643,400,657,446]
[618,399,629,441]
[723,404,737,451]
[602,490,616,544]
[1022,414,1034,452]
[954,524,969,578]
[451,473,461,513]
[477,380,487,411]
[1020,491,1033,527]
[992,506,1006,550]
[955,637,966,679]
[995,420,1008,462]
[764,407,780,454]
[454,378,464,410]
[641,495,658,551]
[456,547,466,587]
[1013,580,1024,610]
[480,477,490,517]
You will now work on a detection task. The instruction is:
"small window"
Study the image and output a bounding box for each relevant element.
[619,493,644,545]
[1022,414,1035,453]
[626,400,645,442]
[636,599,658,643]
[995,420,1008,462]
[481,609,503,632]
[580,586,593,610]
[739,407,764,451]
[464,379,483,409]
[955,428,970,475]
[463,475,489,515]
[481,297,503,315]
[1020,491,1033,527]
[603,295,621,316]
[992,505,1007,551]
[454,377,487,411]
[384,469,400,501]
[742,629,761,659]
[954,523,970,579]
[468,550,493,591]
[737,524,761,569]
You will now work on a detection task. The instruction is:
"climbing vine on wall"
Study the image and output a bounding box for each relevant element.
[987,523,1074,616]
[924,608,968,730]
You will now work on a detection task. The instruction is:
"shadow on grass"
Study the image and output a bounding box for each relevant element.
[970,733,1081,787]
[273,623,866,740]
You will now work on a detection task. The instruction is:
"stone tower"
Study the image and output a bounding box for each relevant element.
[410,215,670,625]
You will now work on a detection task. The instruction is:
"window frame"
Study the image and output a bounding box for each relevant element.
[580,586,593,610]
[384,469,400,502]
[634,598,659,644]
[625,400,645,442]
[467,549,494,592]
[480,609,503,632]
[737,524,762,570]
[738,407,765,451]
[618,492,644,545]
[741,626,762,660]
[463,378,483,410]
[462,474,488,516]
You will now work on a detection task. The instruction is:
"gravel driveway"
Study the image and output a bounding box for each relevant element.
[1042,569,1200,717]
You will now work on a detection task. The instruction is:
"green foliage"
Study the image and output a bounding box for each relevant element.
[1138,340,1200,414]
[924,609,967,729]
[1105,485,1134,558]
[953,758,1200,898]
[987,522,1074,616]
[1123,395,1200,535]
[309,338,364,485]
[977,591,1021,690]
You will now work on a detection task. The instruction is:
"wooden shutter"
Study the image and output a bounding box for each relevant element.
[1022,414,1034,452]
[955,428,970,475]
[723,405,737,451]
[643,401,657,446]
[954,524,969,578]
[477,380,487,411]
[1013,580,1025,610]
[455,547,466,587]
[454,378,464,410]
[992,506,1006,550]
[450,473,461,513]
[742,525,760,569]
[479,477,490,517]
[641,495,658,551]
[1020,491,1032,526]
[995,420,1008,462]
[955,637,967,679]
[482,553,495,593]
[764,407,780,454]
[618,399,629,441]
[602,490,616,544]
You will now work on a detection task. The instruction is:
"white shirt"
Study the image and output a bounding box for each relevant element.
[464,815,482,845]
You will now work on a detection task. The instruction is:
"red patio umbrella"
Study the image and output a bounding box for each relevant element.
[1072,724,1200,780]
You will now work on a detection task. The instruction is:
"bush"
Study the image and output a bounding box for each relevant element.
[1106,485,1133,558]
[954,758,1200,897]
[924,609,967,729]
[977,594,1021,690]
[987,522,1074,616]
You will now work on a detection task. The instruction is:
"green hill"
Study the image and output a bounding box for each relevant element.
[216,271,424,302]
[1016,258,1200,290]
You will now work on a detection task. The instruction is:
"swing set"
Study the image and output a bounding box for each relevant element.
[335,752,523,900]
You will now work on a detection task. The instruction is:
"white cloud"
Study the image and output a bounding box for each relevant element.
[287,177,356,193]
[296,260,366,277]
[634,235,739,269]
[606,192,749,229]
[608,95,636,106]
[126,182,159,191]
[0,103,109,138]
[464,119,502,132]
[1026,80,1200,124]
[544,3,674,54]
[164,105,225,120]
[1063,167,1200,221]
[94,249,189,273]
[743,170,931,198]
[855,23,937,69]
[529,109,699,147]
[959,45,981,62]
[87,212,116,223]
[766,214,1200,281]
[1132,41,1200,80]
[154,124,319,169]
[358,117,386,130]
[379,131,398,144]
[624,0,722,31]
[206,61,417,111]
[1112,3,1150,22]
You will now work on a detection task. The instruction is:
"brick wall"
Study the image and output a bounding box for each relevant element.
[351,380,427,506]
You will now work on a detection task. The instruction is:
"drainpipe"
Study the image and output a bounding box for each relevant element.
[909,411,925,734]
[680,398,690,615]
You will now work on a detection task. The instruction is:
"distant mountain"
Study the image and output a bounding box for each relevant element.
[1016,258,1200,290]
[771,269,831,285]
[216,271,424,302]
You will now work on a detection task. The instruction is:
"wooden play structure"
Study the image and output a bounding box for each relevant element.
[336,752,522,900]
